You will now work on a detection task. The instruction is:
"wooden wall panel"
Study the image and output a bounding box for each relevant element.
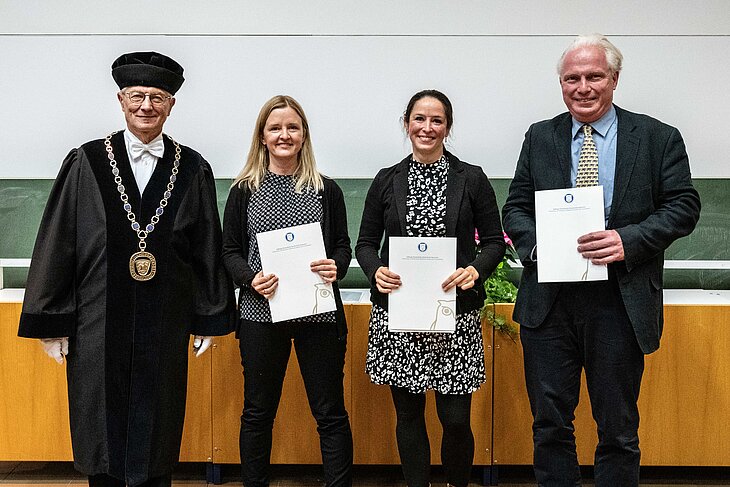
[3,301,728,468]
[638,305,730,466]
[349,303,399,464]
[491,303,730,467]
[0,302,73,460]
[210,331,243,463]
[179,337,212,462]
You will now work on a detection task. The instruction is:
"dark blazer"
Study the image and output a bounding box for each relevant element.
[502,105,701,354]
[221,176,351,337]
[356,151,506,314]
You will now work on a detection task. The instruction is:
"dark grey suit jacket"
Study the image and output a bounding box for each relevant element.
[502,106,701,354]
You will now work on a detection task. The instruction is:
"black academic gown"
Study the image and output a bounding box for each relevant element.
[18,131,234,486]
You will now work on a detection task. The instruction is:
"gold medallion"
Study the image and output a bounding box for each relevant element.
[130,251,156,281]
[105,133,180,284]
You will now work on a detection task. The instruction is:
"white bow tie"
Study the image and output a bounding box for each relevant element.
[129,139,164,160]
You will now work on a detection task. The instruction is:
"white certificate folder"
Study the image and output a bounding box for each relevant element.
[256,222,337,322]
[388,236,457,333]
[535,186,608,283]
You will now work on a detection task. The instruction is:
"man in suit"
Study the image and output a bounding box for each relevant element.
[502,34,700,486]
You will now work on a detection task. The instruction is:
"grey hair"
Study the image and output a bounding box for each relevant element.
[557,34,623,76]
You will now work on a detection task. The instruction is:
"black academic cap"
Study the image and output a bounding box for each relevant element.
[111,51,185,95]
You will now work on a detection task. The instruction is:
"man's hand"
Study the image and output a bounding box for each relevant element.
[193,336,213,357]
[40,337,68,364]
[577,229,625,264]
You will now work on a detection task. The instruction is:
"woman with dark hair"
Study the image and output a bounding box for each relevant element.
[222,95,353,487]
[356,90,505,487]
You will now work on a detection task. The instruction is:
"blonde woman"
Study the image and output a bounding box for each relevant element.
[222,95,352,487]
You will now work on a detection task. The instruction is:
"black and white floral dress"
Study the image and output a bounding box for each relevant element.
[365,156,486,394]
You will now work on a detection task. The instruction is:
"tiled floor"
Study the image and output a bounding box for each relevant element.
[1,462,729,486]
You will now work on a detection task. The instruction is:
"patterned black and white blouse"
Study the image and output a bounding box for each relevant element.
[365,155,486,394]
[239,171,336,324]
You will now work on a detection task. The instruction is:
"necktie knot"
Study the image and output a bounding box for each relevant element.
[129,139,164,160]
[576,124,599,187]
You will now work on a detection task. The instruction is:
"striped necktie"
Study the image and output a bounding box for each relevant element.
[576,124,599,187]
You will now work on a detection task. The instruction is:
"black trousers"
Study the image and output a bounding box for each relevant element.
[390,386,474,487]
[239,320,353,487]
[520,273,645,487]
[88,474,171,487]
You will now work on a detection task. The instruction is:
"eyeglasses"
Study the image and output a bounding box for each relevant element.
[124,91,172,107]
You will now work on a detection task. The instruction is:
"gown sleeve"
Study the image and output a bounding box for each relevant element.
[188,162,235,336]
[18,149,81,338]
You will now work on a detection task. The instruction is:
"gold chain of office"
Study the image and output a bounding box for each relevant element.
[104,131,181,281]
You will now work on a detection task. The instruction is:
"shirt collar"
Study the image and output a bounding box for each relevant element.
[571,104,617,139]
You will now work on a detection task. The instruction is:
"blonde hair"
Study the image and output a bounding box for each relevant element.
[232,95,323,193]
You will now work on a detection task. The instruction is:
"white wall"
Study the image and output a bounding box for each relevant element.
[2,0,728,35]
[1,1,728,178]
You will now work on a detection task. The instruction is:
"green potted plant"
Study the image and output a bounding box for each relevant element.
[479,231,519,341]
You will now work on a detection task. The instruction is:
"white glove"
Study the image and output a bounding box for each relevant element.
[40,337,69,364]
[193,336,213,357]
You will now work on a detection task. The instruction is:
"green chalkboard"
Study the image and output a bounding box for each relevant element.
[1,178,728,289]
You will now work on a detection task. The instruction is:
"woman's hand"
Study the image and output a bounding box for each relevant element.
[252,270,279,299]
[375,266,402,294]
[442,265,479,291]
[311,259,337,283]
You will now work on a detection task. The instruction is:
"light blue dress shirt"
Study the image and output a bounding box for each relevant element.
[570,105,617,225]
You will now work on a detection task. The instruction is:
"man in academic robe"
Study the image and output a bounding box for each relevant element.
[18,51,234,487]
